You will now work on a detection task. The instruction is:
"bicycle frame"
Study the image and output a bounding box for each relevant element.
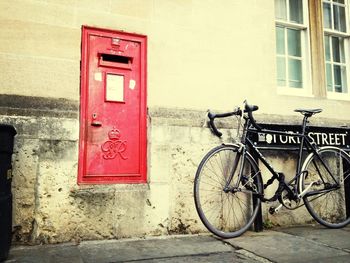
[239,116,339,201]
[198,103,350,237]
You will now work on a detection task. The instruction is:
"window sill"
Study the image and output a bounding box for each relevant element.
[277,87,314,98]
[326,92,350,101]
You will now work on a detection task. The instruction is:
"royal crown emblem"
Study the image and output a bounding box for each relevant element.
[108,127,121,140]
[101,127,127,160]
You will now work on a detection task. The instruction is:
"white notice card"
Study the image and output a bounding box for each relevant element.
[106,74,124,102]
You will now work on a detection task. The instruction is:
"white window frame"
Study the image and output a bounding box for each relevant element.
[323,0,350,101]
[275,0,313,97]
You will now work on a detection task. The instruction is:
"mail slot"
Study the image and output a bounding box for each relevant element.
[99,53,133,69]
[78,26,147,184]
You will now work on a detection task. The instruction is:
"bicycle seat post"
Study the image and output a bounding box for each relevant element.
[297,115,311,176]
[301,115,309,136]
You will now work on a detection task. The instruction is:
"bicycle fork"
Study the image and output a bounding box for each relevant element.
[223,150,242,193]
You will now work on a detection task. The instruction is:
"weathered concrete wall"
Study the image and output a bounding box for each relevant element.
[0,98,224,244]
[260,152,314,227]
[1,94,349,244]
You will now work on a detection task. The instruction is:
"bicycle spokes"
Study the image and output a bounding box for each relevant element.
[301,147,350,228]
[194,145,263,238]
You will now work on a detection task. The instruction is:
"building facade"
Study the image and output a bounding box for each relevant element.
[1,0,350,244]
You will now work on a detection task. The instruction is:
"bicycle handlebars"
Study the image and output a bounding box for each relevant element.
[208,110,242,137]
[244,100,262,131]
[208,100,261,137]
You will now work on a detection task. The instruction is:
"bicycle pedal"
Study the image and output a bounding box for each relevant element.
[269,207,276,215]
[269,204,283,215]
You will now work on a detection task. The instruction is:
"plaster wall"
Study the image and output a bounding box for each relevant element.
[1,0,350,119]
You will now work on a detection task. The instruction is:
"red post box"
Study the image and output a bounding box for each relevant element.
[78,26,147,184]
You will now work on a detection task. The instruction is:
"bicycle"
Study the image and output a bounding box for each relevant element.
[194,100,350,238]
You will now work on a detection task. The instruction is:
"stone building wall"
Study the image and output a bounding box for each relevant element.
[2,94,348,244]
[1,0,350,244]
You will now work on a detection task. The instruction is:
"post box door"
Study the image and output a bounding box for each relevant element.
[79,27,147,184]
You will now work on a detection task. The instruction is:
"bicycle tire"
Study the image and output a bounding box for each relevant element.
[300,146,350,228]
[194,144,263,238]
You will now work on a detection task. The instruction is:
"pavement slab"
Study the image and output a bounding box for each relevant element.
[277,225,350,251]
[128,251,260,263]
[79,235,233,263]
[4,226,350,263]
[307,254,350,263]
[6,244,82,263]
[226,230,350,263]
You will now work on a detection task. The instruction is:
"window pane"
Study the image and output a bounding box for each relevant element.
[277,57,286,86]
[287,29,301,57]
[334,65,341,91]
[339,38,345,63]
[275,0,287,20]
[334,0,345,4]
[333,5,346,32]
[326,63,333,91]
[289,0,303,23]
[332,37,341,62]
[276,27,285,54]
[324,35,331,61]
[288,58,302,88]
[323,3,332,29]
[333,65,347,93]
[331,37,345,63]
[333,66,348,93]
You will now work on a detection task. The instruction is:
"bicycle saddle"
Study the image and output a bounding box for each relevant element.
[294,108,322,117]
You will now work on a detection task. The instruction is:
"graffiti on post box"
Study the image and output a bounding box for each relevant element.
[101,127,128,160]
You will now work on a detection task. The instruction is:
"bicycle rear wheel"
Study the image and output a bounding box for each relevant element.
[300,146,350,228]
[194,144,263,238]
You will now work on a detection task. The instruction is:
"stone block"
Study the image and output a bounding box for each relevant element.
[153,0,192,26]
[11,138,39,242]
[72,7,151,34]
[0,19,80,60]
[0,0,75,28]
[0,116,39,139]
[150,125,172,144]
[149,145,171,184]
[143,184,170,235]
[44,0,112,13]
[110,0,153,19]
[37,117,79,141]
[0,53,79,100]
[28,139,79,243]
[12,138,39,194]
[168,192,200,235]
[169,144,205,194]
[112,188,150,237]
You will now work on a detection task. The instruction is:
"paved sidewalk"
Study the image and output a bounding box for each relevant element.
[3,225,350,262]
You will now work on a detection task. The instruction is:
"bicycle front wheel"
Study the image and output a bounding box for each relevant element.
[300,146,350,228]
[194,144,263,238]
